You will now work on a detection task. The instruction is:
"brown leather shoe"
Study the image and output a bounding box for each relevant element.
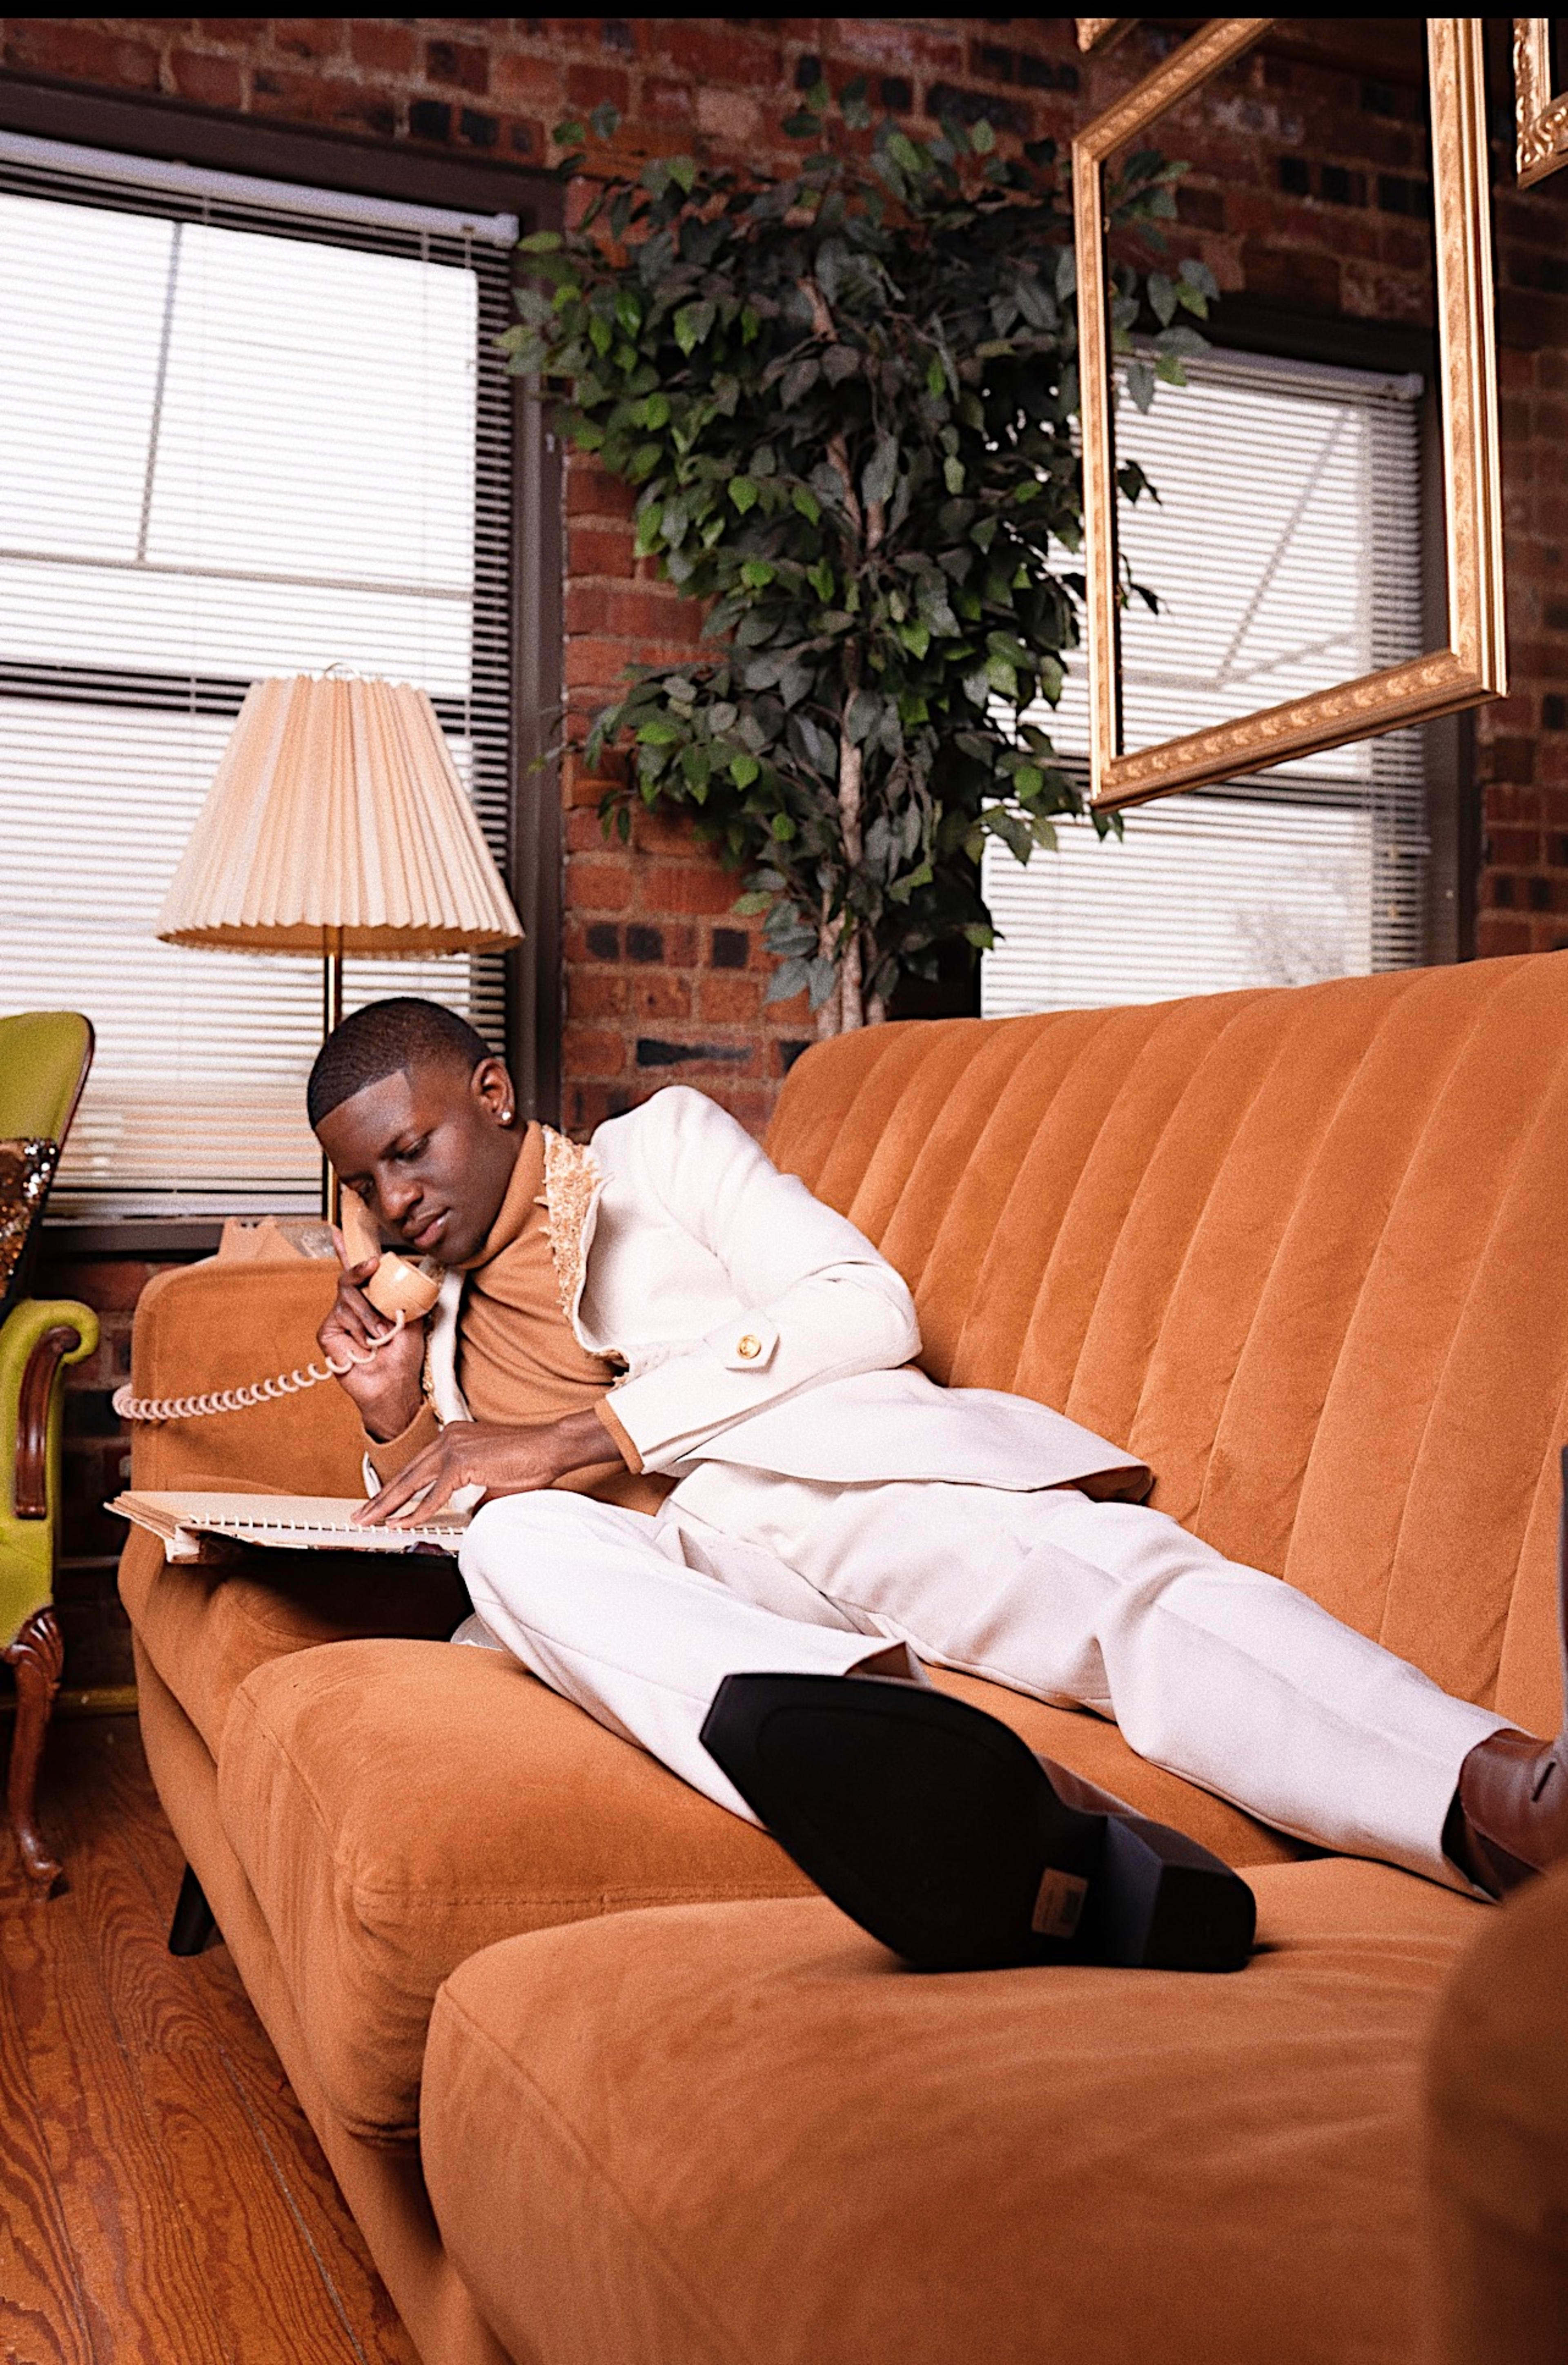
[1454,1445,1568,1896]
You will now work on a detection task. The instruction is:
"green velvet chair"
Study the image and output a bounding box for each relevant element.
[0,1012,99,1891]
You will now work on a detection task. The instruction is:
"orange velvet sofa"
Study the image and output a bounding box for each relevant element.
[119,954,1568,2365]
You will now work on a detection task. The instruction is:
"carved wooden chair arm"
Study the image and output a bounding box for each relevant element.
[3,1301,100,1521]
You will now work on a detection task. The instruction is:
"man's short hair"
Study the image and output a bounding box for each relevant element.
[307,998,494,1129]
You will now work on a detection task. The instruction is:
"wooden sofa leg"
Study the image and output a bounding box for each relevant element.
[4,1605,64,1893]
[169,1863,218,1957]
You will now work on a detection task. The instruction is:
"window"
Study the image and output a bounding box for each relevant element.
[982,347,1430,1016]
[0,132,519,1215]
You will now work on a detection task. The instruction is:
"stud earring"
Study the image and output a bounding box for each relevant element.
[499,1109,514,1127]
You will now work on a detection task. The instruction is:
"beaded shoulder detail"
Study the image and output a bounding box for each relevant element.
[540,1126,604,1324]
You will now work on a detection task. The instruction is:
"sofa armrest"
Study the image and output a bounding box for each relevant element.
[1424,1860,1568,2362]
[129,1261,366,1495]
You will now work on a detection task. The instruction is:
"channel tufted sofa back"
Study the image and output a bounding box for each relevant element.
[766,955,1568,1738]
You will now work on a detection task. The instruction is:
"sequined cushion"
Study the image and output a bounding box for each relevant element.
[0,1138,60,1323]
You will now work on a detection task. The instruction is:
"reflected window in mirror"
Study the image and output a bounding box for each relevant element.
[982,346,1435,1014]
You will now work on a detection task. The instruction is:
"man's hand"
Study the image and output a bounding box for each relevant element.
[354,1408,616,1525]
[318,1256,427,1442]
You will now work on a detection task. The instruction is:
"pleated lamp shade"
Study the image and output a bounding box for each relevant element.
[157,674,522,955]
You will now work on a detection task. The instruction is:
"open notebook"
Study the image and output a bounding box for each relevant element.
[109,1491,468,1560]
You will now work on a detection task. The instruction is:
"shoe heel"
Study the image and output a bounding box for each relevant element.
[1093,1815,1256,1972]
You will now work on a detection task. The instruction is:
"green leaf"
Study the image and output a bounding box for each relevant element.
[1147,271,1177,327]
[728,476,760,514]
[517,230,564,254]
[674,299,716,355]
[807,559,835,601]
[943,456,965,495]
[634,506,663,558]
[668,154,697,193]
[730,752,762,788]
[969,117,996,156]
[764,957,811,1004]
[741,559,775,588]
[862,433,899,509]
[733,890,775,917]
[889,130,924,175]
[792,486,822,525]
[1124,358,1157,414]
[637,718,682,745]
[770,813,797,840]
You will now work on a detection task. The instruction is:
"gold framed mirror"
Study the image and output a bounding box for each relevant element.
[1071,18,1506,812]
[1515,19,1568,187]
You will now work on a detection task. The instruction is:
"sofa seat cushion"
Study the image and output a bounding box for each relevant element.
[421,1859,1488,2365]
[120,1525,471,1759]
[216,1637,819,2143]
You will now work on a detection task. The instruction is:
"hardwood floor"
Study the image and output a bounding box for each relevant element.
[0,1714,419,2365]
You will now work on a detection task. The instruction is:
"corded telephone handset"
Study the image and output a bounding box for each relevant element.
[336,1187,443,1322]
[113,1180,443,1423]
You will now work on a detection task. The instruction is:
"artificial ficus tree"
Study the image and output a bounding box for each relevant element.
[503,88,1212,1033]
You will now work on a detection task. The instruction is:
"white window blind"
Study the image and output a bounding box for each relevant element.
[0,135,518,1216]
[983,348,1428,1017]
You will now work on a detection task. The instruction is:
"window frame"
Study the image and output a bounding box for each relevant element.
[1,78,563,1249]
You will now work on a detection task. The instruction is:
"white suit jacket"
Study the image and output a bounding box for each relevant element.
[423,1085,1146,1496]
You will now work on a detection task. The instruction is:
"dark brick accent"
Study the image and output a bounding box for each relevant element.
[880,74,913,112]
[1544,694,1568,732]
[601,20,635,52]
[926,83,1030,136]
[1319,165,1365,207]
[1018,53,1076,91]
[779,1039,813,1073]
[710,928,749,969]
[794,52,821,90]
[1495,877,1516,907]
[1530,876,1554,911]
[625,924,664,963]
[637,1038,753,1067]
[1278,156,1310,197]
[408,98,451,142]
[459,109,498,147]
[586,922,621,960]
[1376,173,1431,217]
[1178,185,1225,229]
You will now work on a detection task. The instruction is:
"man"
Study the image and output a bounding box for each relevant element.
[311,998,1568,1968]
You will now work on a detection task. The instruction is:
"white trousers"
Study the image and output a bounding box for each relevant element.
[457,1465,1510,1890]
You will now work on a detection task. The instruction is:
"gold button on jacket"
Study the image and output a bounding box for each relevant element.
[736,1334,762,1361]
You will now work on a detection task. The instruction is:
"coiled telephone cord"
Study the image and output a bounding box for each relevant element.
[111,1311,406,1425]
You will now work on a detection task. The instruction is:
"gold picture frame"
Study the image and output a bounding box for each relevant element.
[1071,17,1506,810]
[1515,18,1568,187]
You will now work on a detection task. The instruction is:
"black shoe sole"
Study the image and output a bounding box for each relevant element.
[701,1673,1255,1974]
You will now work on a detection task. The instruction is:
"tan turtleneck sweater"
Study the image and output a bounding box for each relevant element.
[364,1122,672,1515]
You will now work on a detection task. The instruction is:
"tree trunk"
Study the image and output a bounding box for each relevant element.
[835,718,865,1034]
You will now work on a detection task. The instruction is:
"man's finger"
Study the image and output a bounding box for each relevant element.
[355,1449,440,1526]
[388,1461,461,1523]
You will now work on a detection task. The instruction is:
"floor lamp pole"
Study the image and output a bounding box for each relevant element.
[320,932,344,1223]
